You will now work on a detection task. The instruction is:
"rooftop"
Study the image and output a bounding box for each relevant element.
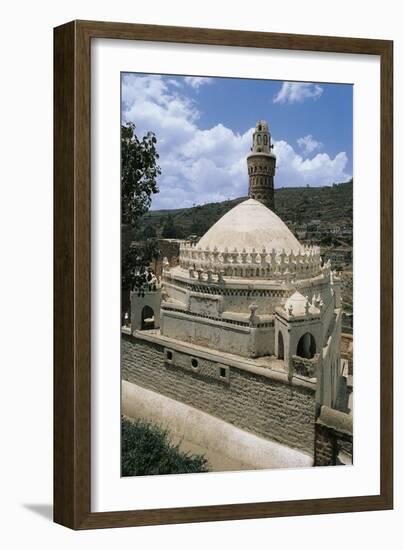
[197,198,302,253]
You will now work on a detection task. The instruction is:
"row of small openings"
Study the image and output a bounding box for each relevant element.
[166,349,227,379]
[251,177,270,185]
[192,358,226,378]
[248,165,272,174]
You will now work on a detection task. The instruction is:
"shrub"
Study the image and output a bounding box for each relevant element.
[121,417,209,476]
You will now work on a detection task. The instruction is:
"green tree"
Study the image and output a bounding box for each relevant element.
[141,225,157,239]
[122,240,161,295]
[162,215,177,238]
[121,122,161,293]
[121,122,161,228]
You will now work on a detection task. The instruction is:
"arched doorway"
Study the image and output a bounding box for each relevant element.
[141,305,155,330]
[277,331,284,359]
[296,332,316,359]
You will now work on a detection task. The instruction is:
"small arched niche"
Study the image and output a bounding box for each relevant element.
[141,305,155,330]
[296,332,316,359]
[278,331,284,360]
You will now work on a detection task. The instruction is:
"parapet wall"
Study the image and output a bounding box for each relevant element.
[121,332,317,456]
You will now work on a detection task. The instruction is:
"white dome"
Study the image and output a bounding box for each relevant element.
[197,199,301,253]
[284,291,307,317]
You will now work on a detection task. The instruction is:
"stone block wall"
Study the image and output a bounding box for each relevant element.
[315,423,337,465]
[314,406,353,466]
[121,333,317,456]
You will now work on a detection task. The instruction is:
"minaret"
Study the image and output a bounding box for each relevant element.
[247,120,276,210]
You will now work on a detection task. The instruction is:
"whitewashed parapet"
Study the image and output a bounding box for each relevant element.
[179,242,323,280]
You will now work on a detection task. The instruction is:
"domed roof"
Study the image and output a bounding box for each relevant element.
[284,291,307,317]
[197,199,301,253]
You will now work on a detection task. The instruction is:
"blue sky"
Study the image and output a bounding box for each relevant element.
[121,73,352,210]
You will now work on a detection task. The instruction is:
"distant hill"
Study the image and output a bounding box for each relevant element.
[140,180,353,239]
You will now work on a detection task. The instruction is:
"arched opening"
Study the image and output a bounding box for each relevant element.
[278,331,284,359]
[141,305,155,330]
[296,332,316,359]
[263,135,268,145]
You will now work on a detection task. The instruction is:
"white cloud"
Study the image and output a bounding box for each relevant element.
[297,134,323,155]
[273,82,323,104]
[184,76,213,89]
[121,74,350,209]
[273,140,349,187]
[167,79,182,88]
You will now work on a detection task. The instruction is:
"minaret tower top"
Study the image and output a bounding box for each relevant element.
[247,120,276,210]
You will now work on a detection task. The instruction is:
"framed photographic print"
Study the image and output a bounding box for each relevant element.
[54,20,393,529]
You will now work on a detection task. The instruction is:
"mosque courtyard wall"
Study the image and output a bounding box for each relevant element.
[121,330,317,456]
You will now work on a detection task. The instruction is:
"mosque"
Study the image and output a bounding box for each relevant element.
[123,120,352,471]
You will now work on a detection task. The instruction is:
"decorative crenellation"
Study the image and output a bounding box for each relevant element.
[178,242,323,281]
[166,279,289,298]
[163,275,289,298]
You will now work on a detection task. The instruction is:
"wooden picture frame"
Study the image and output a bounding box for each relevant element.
[54,20,393,529]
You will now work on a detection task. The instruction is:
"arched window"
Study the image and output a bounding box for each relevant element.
[278,331,284,359]
[263,135,268,145]
[296,332,316,359]
[141,305,155,330]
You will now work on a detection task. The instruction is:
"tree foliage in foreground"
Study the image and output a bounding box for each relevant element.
[121,122,161,228]
[121,122,161,293]
[122,240,161,295]
[121,417,209,476]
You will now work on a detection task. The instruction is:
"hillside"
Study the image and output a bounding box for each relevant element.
[140,180,353,239]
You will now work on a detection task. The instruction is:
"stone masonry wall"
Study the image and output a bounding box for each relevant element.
[121,334,316,455]
[314,406,353,466]
[314,424,336,465]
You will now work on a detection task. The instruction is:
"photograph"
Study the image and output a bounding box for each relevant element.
[120,73,354,476]
[0,0,396,541]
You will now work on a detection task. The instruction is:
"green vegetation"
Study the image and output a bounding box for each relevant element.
[141,180,353,239]
[121,122,161,292]
[121,417,209,476]
[161,214,185,239]
[275,180,353,225]
[121,122,160,228]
